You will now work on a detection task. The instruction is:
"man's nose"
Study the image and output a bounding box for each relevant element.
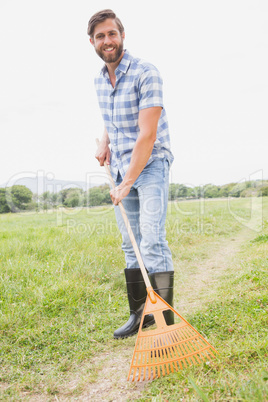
[103,35,112,45]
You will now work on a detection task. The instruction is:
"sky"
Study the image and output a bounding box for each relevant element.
[0,0,267,189]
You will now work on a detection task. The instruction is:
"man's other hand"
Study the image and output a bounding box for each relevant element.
[95,142,110,166]
[110,183,131,205]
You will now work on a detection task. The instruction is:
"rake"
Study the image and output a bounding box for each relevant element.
[96,139,218,382]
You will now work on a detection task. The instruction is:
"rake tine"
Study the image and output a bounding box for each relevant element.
[151,336,156,379]
[158,340,163,378]
[207,346,217,358]
[186,345,195,366]
[173,332,184,368]
[183,329,191,340]
[166,334,174,362]
[161,360,166,377]
[204,349,214,360]
[143,339,147,381]
[153,336,160,378]
[166,362,170,375]
[177,339,185,357]
[132,366,137,382]
[199,350,207,361]
[179,327,187,341]
[166,338,174,374]
[190,343,201,364]
[174,357,179,371]
[173,329,181,342]
[169,334,179,371]
[157,336,162,358]
[186,340,198,365]
[141,339,145,361]
[138,366,141,382]
[178,358,183,370]
[161,336,170,375]
[143,339,148,381]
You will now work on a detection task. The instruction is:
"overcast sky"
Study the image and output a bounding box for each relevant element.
[0,0,267,188]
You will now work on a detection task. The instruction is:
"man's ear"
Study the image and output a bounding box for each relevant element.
[89,38,94,46]
[122,31,125,40]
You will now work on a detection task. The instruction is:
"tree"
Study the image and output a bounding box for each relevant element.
[50,193,58,208]
[64,188,85,208]
[177,184,188,198]
[186,187,197,198]
[58,189,70,205]
[193,186,203,198]
[41,191,51,210]
[169,183,178,201]
[204,184,219,198]
[87,184,112,207]
[169,184,191,200]
[5,185,33,212]
[261,186,268,196]
[0,188,11,213]
[88,187,105,206]
[229,182,245,198]
[218,183,233,197]
[101,184,112,204]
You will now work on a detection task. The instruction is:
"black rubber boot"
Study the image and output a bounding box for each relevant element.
[149,271,174,325]
[113,268,155,339]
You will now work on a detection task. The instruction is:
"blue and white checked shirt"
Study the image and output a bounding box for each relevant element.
[94,50,174,180]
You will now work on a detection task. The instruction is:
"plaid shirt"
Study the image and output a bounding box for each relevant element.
[94,50,174,180]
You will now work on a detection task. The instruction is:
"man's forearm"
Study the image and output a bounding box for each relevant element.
[101,127,110,145]
[121,107,162,188]
[109,106,162,205]
[121,133,155,188]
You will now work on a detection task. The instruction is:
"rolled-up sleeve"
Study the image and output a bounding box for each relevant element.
[138,67,164,110]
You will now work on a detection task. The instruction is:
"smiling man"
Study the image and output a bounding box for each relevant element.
[87,9,175,339]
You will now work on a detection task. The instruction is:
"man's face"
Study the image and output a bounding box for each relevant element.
[90,18,125,64]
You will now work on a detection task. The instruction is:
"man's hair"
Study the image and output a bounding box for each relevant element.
[87,9,124,38]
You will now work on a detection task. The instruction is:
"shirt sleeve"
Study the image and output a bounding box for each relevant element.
[138,66,164,110]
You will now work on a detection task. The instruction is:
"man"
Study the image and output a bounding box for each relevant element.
[88,9,174,339]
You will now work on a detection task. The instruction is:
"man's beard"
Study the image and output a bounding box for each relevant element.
[96,41,124,64]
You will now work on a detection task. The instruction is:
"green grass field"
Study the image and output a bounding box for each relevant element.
[0,197,267,401]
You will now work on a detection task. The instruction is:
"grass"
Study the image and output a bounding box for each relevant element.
[0,197,267,400]
[138,201,268,401]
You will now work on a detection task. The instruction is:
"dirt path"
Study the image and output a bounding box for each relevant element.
[58,227,255,401]
[175,226,254,317]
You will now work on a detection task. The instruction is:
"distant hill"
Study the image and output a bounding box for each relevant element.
[0,176,106,194]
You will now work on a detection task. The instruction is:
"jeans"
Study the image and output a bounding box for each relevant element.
[114,158,173,273]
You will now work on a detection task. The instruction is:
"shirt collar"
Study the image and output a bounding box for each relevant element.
[100,49,132,77]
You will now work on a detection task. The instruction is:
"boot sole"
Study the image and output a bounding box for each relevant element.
[113,318,155,339]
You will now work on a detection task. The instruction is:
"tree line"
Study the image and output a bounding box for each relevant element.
[0,184,112,213]
[169,180,268,200]
[1,181,268,214]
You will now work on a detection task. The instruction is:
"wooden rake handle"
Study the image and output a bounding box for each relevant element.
[96,139,156,303]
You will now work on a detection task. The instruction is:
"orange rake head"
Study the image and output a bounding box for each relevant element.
[127,290,218,382]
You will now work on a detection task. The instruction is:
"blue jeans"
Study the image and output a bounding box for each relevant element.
[114,158,173,273]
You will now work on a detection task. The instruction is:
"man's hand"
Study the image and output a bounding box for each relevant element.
[95,141,110,166]
[110,183,131,205]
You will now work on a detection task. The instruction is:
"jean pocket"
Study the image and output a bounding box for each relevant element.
[163,158,169,179]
